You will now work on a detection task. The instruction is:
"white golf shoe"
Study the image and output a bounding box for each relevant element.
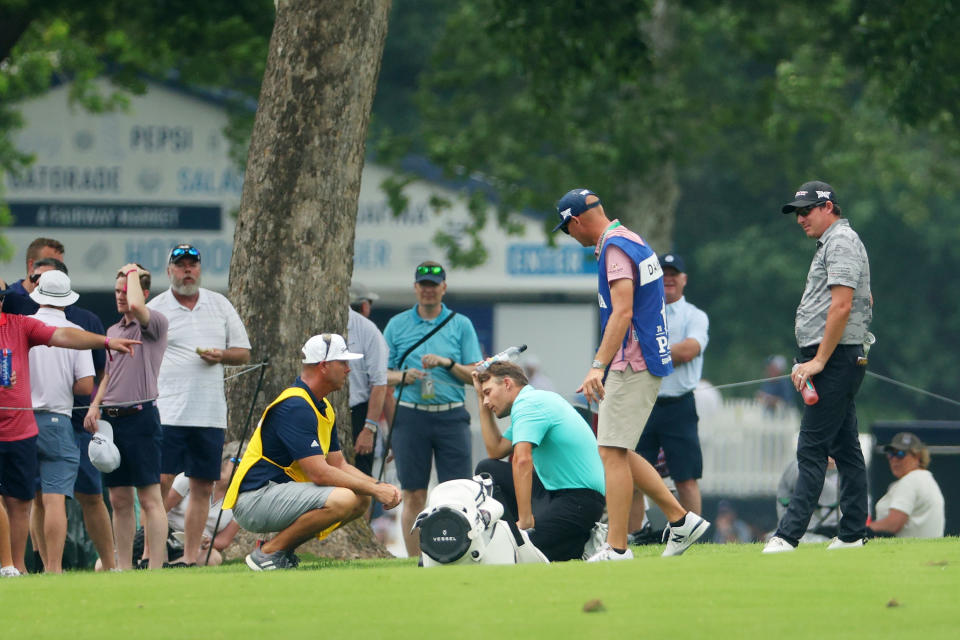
[662,513,711,557]
[762,535,797,554]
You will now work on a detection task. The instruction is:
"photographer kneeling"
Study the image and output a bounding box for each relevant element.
[473,362,604,561]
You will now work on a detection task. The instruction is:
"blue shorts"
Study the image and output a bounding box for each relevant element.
[391,405,472,490]
[160,425,225,481]
[0,436,39,501]
[636,391,703,482]
[35,412,80,497]
[103,405,163,488]
[72,417,102,495]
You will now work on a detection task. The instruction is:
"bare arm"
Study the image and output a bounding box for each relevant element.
[49,328,139,355]
[472,372,513,459]
[72,375,94,396]
[299,452,401,509]
[213,520,241,551]
[869,508,909,534]
[670,337,702,365]
[512,442,535,529]
[578,277,634,403]
[83,372,110,432]
[164,485,187,512]
[792,285,853,388]
[199,347,251,366]
[119,264,150,326]
[422,354,479,384]
[386,368,423,386]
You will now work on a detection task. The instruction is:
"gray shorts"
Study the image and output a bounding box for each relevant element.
[232,481,335,534]
[35,412,81,497]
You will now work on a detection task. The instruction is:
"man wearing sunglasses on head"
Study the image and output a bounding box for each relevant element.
[383,261,483,557]
[146,243,251,567]
[765,181,873,554]
[0,238,65,315]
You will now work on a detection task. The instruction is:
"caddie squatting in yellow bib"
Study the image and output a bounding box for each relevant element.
[223,379,342,539]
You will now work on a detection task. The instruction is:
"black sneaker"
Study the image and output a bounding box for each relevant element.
[627,523,663,546]
[246,546,296,571]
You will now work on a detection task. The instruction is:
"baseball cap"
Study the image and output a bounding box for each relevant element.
[415,261,446,284]
[89,420,121,473]
[168,243,201,264]
[781,181,838,214]
[349,281,380,304]
[884,432,925,455]
[302,333,363,363]
[659,253,686,273]
[553,188,601,233]
[29,270,80,306]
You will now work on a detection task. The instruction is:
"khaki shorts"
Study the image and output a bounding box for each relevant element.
[596,368,661,449]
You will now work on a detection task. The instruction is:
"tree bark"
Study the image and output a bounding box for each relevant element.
[226,0,392,556]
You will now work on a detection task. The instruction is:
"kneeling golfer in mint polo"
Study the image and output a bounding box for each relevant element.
[224,333,402,570]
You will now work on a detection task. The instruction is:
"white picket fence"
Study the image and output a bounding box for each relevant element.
[698,399,802,497]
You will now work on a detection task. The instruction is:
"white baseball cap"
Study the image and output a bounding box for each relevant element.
[302,333,363,364]
[88,419,121,473]
[29,270,80,307]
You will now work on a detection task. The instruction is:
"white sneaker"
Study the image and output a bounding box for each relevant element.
[1,565,21,577]
[586,543,634,562]
[826,537,865,550]
[662,513,711,557]
[762,536,797,554]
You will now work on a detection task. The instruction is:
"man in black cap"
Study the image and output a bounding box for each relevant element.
[382,261,483,557]
[764,181,873,553]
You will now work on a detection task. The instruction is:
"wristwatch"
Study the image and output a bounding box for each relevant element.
[591,359,605,369]
[364,419,379,434]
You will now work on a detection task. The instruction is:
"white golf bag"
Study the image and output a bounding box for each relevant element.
[413,474,549,566]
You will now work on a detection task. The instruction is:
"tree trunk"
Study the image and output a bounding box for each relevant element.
[226,0,392,557]
[617,162,679,255]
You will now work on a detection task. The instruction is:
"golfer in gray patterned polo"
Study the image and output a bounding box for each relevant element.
[764,180,873,554]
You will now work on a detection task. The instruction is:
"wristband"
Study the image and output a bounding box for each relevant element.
[444,358,456,370]
[105,337,114,362]
[591,359,605,369]
[123,269,138,277]
[364,418,379,433]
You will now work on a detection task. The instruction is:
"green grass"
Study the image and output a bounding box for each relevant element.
[2,539,958,639]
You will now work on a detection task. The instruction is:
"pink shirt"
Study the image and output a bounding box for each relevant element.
[0,313,58,441]
[598,222,648,373]
[102,311,168,406]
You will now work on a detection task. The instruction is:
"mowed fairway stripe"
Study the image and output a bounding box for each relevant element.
[1,538,957,639]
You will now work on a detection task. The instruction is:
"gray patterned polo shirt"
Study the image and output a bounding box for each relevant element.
[795,218,872,347]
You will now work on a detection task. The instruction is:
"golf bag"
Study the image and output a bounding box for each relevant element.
[413,474,549,567]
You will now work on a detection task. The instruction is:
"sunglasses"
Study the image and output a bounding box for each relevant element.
[416,265,445,276]
[29,273,42,284]
[886,449,908,459]
[170,246,200,261]
[558,200,601,234]
[795,203,824,217]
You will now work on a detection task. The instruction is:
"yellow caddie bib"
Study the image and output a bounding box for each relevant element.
[223,386,341,540]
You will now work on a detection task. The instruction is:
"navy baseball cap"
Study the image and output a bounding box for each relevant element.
[659,253,685,273]
[781,181,838,214]
[415,261,446,284]
[553,188,602,234]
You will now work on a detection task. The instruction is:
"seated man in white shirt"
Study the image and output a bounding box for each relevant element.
[163,445,242,566]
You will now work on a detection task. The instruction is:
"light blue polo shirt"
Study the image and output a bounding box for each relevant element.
[384,303,483,404]
[503,386,605,494]
[659,296,709,398]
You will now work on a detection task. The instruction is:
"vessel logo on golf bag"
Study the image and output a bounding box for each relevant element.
[413,474,548,566]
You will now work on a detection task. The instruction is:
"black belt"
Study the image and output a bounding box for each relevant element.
[102,402,152,418]
[655,391,693,406]
[799,343,863,358]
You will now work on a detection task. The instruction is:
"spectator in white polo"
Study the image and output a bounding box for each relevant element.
[147,243,251,567]
[28,270,95,574]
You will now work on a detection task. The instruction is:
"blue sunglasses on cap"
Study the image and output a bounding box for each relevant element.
[169,245,201,263]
